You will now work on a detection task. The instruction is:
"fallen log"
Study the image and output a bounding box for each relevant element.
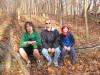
[9,25,30,75]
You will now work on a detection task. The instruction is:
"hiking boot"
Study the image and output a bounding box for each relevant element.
[27,63,32,68]
[47,59,52,66]
[47,61,52,66]
[60,62,64,66]
[54,62,58,67]
[72,61,76,65]
[37,60,43,67]
[26,61,31,68]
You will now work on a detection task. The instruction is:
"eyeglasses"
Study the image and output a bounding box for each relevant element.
[45,23,50,24]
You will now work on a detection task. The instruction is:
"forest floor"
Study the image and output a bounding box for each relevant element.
[0,14,100,75]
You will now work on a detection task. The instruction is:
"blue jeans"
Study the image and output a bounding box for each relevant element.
[42,47,61,63]
[60,46,76,63]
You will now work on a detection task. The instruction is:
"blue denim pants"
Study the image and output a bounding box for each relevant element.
[42,47,61,63]
[60,46,76,63]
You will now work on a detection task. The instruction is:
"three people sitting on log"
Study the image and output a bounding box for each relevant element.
[19,20,76,67]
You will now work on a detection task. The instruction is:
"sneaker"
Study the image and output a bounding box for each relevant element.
[47,61,52,66]
[47,59,52,66]
[37,60,42,67]
[60,62,64,66]
[27,63,32,68]
[72,61,76,65]
[54,62,58,67]
[26,61,31,68]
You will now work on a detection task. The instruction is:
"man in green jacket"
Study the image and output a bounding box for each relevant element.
[19,22,42,67]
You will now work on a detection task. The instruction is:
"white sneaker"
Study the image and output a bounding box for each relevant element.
[54,62,58,67]
[27,61,31,68]
[37,60,42,67]
[27,63,32,68]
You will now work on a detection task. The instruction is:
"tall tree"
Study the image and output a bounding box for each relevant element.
[59,0,64,26]
[84,0,89,39]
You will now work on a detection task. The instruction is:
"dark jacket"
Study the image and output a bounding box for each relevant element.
[41,27,59,49]
[60,32,75,47]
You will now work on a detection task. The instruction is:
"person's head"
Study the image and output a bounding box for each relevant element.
[45,20,51,28]
[61,24,70,35]
[24,21,34,32]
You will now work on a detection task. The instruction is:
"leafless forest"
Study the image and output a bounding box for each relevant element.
[0,0,100,75]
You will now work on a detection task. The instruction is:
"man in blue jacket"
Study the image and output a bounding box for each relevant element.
[60,24,76,65]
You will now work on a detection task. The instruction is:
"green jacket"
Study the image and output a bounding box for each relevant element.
[20,30,41,47]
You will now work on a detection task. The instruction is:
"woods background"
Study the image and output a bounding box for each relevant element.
[0,0,100,75]
[0,0,100,39]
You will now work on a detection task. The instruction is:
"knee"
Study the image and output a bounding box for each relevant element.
[42,48,48,55]
[33,49,39,54]
[55,47,61,53]
[61,47,66,53]
[19,48,27,56]
[70,48,76,55]
[19,48,24,54]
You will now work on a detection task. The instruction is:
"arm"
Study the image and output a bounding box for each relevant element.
[64,33,75,51]
[59,34,66,47]
[35,31,41,46]
[52,30,60,48]
[20,33,30,47]
[41,31,49,49]
[68,33,75,47]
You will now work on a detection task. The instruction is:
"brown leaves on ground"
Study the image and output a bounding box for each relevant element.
[0,14,100,75]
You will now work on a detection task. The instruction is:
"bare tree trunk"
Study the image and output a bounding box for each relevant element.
[59,0,63,26]
[94,0,98,24]
[29,0,32,21]
[84,0,89,39]
[64,0,68,16]
[17,8,20,20]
